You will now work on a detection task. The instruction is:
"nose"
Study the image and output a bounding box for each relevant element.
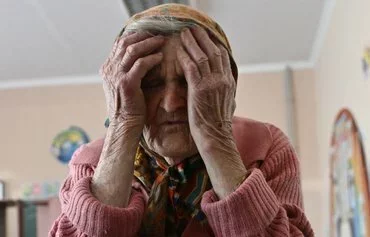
[160,83,186,112]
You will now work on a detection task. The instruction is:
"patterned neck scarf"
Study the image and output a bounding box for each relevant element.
[134,139,212,236]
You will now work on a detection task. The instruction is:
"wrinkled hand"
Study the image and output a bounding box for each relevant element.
[177,27,236,143]
[100,32,165,126]
[94,32,165,206]
[177,27,247,199]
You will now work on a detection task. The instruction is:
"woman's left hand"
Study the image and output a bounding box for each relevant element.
[177,26,236,143]
[177,26,248,199]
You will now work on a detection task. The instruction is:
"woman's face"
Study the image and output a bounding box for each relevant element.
[142,35,198,162]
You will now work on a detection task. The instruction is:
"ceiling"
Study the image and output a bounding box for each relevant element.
[1,0,327,84]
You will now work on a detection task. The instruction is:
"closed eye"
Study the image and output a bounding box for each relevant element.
[179,76,187,88]
[141,78,165,89]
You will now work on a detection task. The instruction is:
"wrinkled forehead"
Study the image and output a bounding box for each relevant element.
[141,35,184,82]
[160,35,182,57]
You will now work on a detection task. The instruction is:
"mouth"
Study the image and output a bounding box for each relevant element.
[161,121,188,126]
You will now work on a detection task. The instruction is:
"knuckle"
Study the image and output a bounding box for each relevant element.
[117,39,124,49]
[196,55,209,64]
[225,79,233,87]
[121,38,130,49]
[213,49,222,57]
[125,45,137,56]
[100,63,112,77]
[118,58,128,71]
[108,64,115,73]
[217,80,229,88]
[219,45,228,55]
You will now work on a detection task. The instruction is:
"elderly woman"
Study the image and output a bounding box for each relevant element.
[49,3,313,237]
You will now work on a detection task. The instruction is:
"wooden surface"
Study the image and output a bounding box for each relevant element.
[0,200,49,237]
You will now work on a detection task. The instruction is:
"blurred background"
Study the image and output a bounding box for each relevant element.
[1,0,370,236]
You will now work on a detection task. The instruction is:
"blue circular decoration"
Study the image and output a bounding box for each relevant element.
[51,126,90,164]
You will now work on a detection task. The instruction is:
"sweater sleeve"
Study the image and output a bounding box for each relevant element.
[48,147,146,237]
[201,125,314,237]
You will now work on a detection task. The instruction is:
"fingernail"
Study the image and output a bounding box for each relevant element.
[182,28,190,33]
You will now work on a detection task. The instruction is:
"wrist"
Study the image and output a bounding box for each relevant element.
[195,137,248,199]
[194,117,232,131]
[212,169,249,199]
[194,131,235,155]
[109,114,145,128]
[191,120,232,135]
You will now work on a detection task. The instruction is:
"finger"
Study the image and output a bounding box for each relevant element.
[120,35,165,72]
[100,38,120,76]
[216,43,231,73]
[110,32,134,59]
[120,30,136,38]
[113,32,153,61]
[216,43,233,81]
[126,52,163,88]
[109,39,120,60]
[100,32,142,78]
[190,26,223,73]
[99,61,113,79]
[177,46,202,87]
[180,28,211,76]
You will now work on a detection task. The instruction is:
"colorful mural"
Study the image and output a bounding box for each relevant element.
[50,126,90,164]
[330,109,370,236]
[362,47,370,80]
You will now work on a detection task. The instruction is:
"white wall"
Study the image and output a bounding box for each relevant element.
[314,0,370,235]
[235,69,321,235]
[0,81,107,236]
[0,69,320,235]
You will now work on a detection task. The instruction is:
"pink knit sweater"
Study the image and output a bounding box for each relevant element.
[49,117,314,237]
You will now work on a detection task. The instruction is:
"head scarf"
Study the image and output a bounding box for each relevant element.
[120,3,238,81]
[113,3,238,236]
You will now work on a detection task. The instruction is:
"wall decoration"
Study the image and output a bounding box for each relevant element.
[50,126,90,164]
[362,47,370,80]
[330,109,370,237]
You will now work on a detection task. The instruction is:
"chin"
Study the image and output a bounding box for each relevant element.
[144,128,198,160]
[158,136,198,158]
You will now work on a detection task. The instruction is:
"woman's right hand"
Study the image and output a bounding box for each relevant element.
[92,32,165,207]
[100,31,165,127]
